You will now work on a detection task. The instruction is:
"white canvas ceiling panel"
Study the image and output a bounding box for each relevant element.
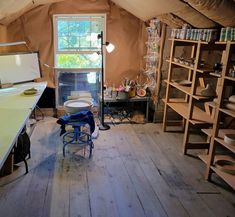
[111,0,186,21]
[0,0,30,19]
[0,0,64,25]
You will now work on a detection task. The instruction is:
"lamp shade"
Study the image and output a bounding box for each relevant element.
[106,43,115,53]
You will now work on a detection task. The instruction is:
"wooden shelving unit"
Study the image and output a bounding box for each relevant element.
[163,99,213,125]
[163,38,218,154]
[203,41,235,189]
[164,39,235,188]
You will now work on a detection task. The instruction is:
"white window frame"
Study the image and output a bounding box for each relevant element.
[53,14,106,108]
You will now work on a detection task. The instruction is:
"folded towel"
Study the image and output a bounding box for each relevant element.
[57,110,95,136]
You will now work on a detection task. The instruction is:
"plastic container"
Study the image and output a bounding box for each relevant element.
[116,91,129,100]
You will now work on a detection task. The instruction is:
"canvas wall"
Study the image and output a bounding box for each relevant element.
[0,25,7,52]
[4,0,146,88]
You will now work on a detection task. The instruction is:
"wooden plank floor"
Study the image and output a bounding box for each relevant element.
[0,117,234,217]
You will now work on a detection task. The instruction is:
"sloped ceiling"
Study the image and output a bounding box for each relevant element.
[111,0,186,21]
[0,0,234,27]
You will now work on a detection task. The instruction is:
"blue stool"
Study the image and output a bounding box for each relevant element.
[62,121,94,158]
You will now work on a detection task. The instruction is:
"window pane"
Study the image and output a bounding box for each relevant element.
[57,19,102,52]
[56,54,101,68]
[57,71,101,106]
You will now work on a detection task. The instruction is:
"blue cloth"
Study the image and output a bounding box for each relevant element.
[57,110,95,136]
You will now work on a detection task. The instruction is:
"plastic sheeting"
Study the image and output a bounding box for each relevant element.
[157,13,186,28]
[173,4,217,28]
[185,0,235,27]
[5,0,146,88]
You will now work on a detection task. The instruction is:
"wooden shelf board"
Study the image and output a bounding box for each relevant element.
[196,67,214,73]
[205,101,217,108]
[169,38,208,44]
[162,99,213,125]
[198,154,234,164]
[204,154,235,189]
[202,128,235,139]
[166,80,211,100]
[220,108,235,118]
[198,154,209,164]
[166,60,213,74]
[209,72,221,78]
[225,76,235,82]
[201,128,213,137]
[170,61,195,71]
[215,41,235,45]
[215,137,235,154]
[167,80,191,95]
[211,166,235,190]
[162,98,186,103]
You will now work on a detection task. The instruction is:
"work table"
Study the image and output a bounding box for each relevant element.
[0,81,47,170]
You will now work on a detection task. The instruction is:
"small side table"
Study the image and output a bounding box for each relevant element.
[99,95,150,122]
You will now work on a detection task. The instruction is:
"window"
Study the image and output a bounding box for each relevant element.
[56,70,100,107]
[53,14,106,107]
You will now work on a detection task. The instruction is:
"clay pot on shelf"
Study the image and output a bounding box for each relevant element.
[128,88,136,98]
[200,84,216,97]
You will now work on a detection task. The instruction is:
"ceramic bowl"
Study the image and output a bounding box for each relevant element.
[215,159,235,175]
[23,88,37,95]
[224,134,235,146]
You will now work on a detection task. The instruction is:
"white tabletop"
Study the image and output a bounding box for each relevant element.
[0,82,47,169]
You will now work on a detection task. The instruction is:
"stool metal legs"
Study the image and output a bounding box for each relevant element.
[62,126,94,158]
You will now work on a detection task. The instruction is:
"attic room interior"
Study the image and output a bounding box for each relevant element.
[0,0,235,216]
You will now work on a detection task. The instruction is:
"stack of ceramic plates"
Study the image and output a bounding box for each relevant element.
[224,134,235,146]
[224,95,235,111]
[215,159,235,175]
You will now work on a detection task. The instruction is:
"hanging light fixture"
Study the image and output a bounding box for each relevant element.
[97,31,115,130]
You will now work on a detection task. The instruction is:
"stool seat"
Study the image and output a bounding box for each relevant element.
[57,110,95,158]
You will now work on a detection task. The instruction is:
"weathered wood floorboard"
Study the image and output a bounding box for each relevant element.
[0,118,234,217]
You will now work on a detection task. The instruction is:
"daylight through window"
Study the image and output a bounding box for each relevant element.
[54,14,106,107]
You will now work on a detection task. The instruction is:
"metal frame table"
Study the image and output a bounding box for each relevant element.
[0,82,47,173]
[100,95,150,122]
